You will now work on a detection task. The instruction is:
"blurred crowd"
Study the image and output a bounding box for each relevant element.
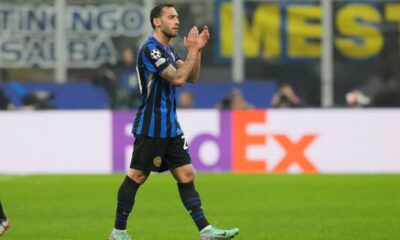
[2,78,400,111]
[215,88,254,110]
[3,43,398,111]
[175,79,400,110]
[94,48,140,110]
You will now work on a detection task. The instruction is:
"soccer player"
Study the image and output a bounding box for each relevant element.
[0,201,10,236]
[109,3,239,240]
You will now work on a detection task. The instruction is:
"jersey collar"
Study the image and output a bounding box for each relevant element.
[148,36,170,51]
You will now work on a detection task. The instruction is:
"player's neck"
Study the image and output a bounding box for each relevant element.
[153,32,170,48]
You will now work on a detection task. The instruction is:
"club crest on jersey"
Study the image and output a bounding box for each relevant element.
[150,49,162,60]
[153,156,162,167]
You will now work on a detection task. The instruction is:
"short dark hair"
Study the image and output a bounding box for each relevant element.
[150,3,174,29]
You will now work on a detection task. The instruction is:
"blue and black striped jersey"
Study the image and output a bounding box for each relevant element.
[132,36,183,138]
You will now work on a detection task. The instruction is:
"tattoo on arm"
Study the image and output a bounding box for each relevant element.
[160,65,177,82]
[187,52,201,83]
[160,51,199,87]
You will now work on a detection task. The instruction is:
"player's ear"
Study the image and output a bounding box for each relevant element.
[154,18,161,28]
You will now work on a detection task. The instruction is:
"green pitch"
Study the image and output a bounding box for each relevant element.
[1,174,399,240]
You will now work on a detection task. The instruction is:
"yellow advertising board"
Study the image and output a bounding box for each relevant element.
[218,1,400,60]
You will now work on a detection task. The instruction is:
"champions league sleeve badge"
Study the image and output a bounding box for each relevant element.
[150,49,162,60]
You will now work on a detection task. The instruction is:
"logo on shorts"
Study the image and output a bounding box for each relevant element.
[153,156,162,167]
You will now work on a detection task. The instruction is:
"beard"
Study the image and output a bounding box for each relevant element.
[160,27,178,39]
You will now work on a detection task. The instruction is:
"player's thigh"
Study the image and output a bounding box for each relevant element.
[164,135,193,179]
[130,135,167,172]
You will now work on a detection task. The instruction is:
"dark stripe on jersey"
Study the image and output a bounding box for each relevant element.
[169,84,176,136]
[153,79,163,137]
[138,51,149,98]
[165,83,172,137]
[150,80,160,137]
[173,90,182,135]
[135,101,146,135]
[160,80,167,138]
[134,68,149,134]
[141,76,156,136]
[138,71,153,134]
[142,50,156,72]
[173,94,179,134]
[175,118,182,135]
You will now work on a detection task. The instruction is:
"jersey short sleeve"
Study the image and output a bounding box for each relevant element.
[141,44,171,74]
[170,46,181,62]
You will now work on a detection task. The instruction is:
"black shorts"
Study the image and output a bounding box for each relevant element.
[130,134,192,172]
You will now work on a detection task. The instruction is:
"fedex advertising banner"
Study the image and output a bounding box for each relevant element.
[112,109,400,174]
[0,110,399,174]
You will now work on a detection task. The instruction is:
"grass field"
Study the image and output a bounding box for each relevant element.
[0,174,399,240]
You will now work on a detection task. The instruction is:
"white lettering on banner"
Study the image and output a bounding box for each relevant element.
[200,141,220,166]
[0,4,144,68]
[231,111,318,173]
[0,36,116,68]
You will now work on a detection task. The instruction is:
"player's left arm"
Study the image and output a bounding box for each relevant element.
[176,52,201,83]
[176,26,209,84]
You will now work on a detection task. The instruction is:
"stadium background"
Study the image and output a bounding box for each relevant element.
[0,0,400,239]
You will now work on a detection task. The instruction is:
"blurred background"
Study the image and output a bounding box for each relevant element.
[1,0,399,110]
[1,0,400,174]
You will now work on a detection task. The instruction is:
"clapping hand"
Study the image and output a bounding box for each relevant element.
[198,25,210,50]
[184,25,210,52]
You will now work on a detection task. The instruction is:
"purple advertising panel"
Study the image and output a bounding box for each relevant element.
[112,110,232,172]
[112,111,135,172]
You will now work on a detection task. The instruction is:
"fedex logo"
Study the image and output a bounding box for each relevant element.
[189,111,318,173]
[112,110,318,173]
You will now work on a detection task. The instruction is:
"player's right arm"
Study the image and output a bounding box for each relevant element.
[141,45,198,87]
[160,26,205,87]
[160,51,199,87]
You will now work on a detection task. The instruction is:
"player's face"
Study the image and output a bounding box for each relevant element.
[159,7,180,38]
